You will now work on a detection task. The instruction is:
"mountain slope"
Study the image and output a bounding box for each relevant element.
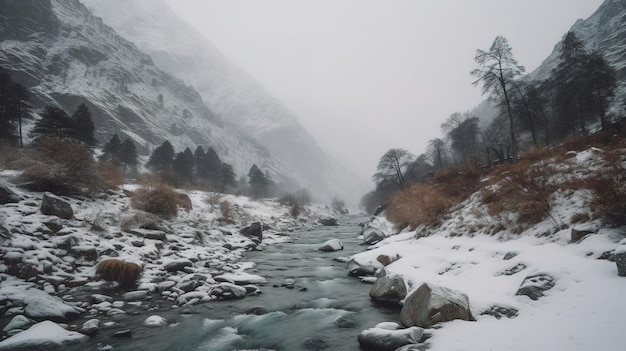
[81,0,369,203]
[530,0,626,87]
[0,0,300,184]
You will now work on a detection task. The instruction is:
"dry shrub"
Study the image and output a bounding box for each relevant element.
[219,200,234,224]
[432,166,483,201]
[96,259,142,288]
[98,161,124,189]
[482,159,560,227]
[19,137,104,196]
[520,147,555,163]
[205,193,223,211]
[387,184,454,229]
[587,149,626,225]
[178,193,193,211]
[120,212,162,232]
[131,184,179,219]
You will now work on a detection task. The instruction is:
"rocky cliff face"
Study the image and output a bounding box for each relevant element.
[531,0,626,84]
[0,0,301,186]
[81,0,369,203]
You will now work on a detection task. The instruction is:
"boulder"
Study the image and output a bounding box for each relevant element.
[2,315,34,333]
[122,290,148,301]
[318,218,339,226]
[164,259,193,272]
[515,273,555,300]
[211,282,247,299]
[129,228,167,241]
[318,239,344,252]
[480,306,519,319]
[376,254,399,266]
[400,283,473,328]
[358,324,429,351]
[571,226,595,243]
[361,217,392,245]
[79,319,100,336]
[346,257,380,277]
[614,244,626,276]
[144,315,167,327]
[0,321,88,350]
[0,183,22,204]
[40,192,73,219]
[369,274,407,305]
[240,222,263,244]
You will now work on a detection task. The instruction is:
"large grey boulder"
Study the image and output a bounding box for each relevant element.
[40,192,73,219]
[240,222,263,244]
[400,283,473,328]
[347,256,380,277]
[515,273,555,300]
[0,183,22,204]
[358,323,429,351]
[318,239,344,252]
[370,274,407,305]
[361,217,392,245]
[318,218,339,226]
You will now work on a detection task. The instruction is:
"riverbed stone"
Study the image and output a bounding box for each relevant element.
[370,274,407,305]
[358,325,428,351]
[40,192,73,219]
[318,218,338,226]
[515,273,555,300]
[164,259,193,272]
[240,222,263,244]
[318,239,343,252]
[400,283,472,328]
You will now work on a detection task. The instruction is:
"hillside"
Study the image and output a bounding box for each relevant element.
[530,0,626,100]
[0,0,305,190]
[81,0,369,204]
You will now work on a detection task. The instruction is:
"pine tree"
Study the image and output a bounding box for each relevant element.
[30,106,74,140]
[194,145,208,179]
[101,134,122,164]
[173,147,195,182]
[205,147,222,184]
[220,163,237,193]
[0,67,28,145]
[248,164,267,199]
[72,103,96,146]
[119,138,138,173]
[146,140,174,174]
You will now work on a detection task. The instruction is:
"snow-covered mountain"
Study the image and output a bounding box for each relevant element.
[80,0,369,204]
[530,0,626,85]
[0,0,305,185]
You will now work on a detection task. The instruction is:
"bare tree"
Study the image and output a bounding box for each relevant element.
[471,36,525,162]
[373,148,414,188]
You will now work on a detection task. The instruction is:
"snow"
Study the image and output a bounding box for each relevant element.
[0,321,88,350]
[350,148,626,350]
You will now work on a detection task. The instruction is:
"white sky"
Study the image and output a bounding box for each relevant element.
[166,0,604,180]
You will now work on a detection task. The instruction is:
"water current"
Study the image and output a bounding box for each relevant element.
[75,216,400,351]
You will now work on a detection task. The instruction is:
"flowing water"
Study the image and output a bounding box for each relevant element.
[76,216,400,351]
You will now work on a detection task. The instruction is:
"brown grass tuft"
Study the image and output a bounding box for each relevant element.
[131,184,180,219]
[96,259,142,288]
[387,184,454,229]
[587,148,626,225]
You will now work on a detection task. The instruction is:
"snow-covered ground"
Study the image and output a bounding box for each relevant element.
[350,146,626,350]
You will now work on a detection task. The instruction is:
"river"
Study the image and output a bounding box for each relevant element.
[75,216,399,351]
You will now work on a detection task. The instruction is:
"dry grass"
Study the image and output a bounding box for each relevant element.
[482,160,561,226]
[219,200,234,224]
[131,184,180,219]
[587,148,626,225]
[96,259,142,288]
[98,161,125,189]
[120,212,162,232]
[387,184,454,229]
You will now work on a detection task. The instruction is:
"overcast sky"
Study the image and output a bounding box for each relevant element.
[166,0,603,181]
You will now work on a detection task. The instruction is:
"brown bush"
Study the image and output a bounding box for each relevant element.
[482,159,561,227]
[177,193,193,211]
[387,184,454,229]
[219,200,234,224]
[98,161,125,189]
[120,212,162,232]
[587,149,626,225]
[432,166,483,201]
[131,184,180,219]
[19,137,104,196]
[96,259,142,288]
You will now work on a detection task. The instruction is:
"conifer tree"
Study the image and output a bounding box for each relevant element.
[146,140,174,174]
[30,106,74,140]
[248,164,267,199]
[101,134,122,164]
[72,103,96,146]
[220,163,237,193]
[119,138,138,173]
[173,147,195,182]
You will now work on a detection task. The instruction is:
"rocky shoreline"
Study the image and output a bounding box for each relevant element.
[0,179,341,350]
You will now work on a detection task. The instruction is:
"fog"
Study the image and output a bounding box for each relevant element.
[166,0,603,182]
